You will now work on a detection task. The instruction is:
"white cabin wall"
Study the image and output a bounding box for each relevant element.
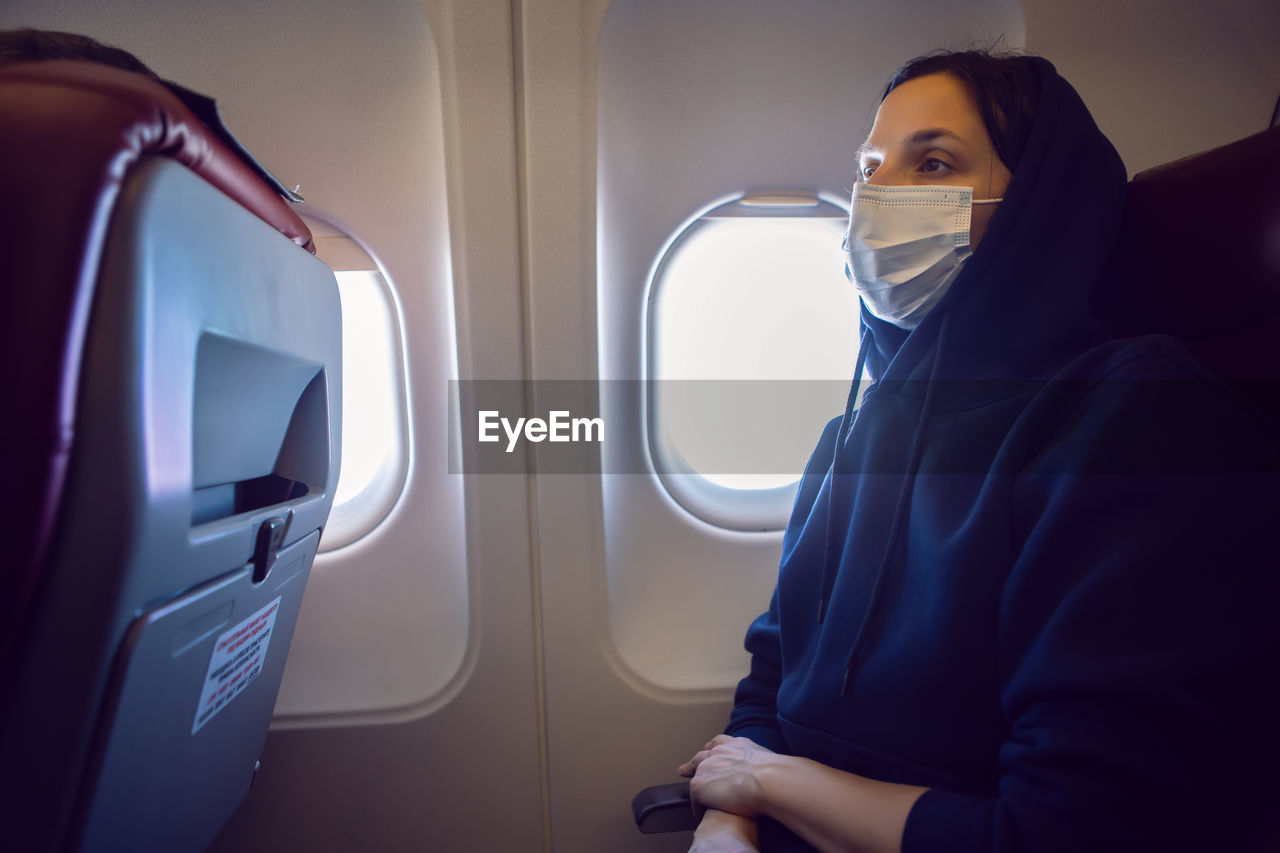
[219,2,547,848]
[1021,0,1280,174]
[217,0,549,847]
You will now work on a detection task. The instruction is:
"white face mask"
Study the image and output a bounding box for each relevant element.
[843,183,1002,329]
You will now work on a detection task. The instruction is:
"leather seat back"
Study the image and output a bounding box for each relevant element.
[0,61,340,853]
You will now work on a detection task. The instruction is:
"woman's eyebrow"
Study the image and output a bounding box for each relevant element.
[859,127,967,160]
[903,128,967,149]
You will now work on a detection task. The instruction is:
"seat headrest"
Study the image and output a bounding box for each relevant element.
[0,60,312,252]
[1094,125,1280,381]
[0,60,315,662]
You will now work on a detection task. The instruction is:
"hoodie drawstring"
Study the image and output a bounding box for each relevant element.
[827,314,950,698]
[816,332,871,624]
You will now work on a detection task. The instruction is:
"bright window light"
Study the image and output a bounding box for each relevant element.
[323,269,408,548]
[647,198,859,529]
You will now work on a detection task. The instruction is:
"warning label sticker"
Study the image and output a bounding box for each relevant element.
[192,596,281,735]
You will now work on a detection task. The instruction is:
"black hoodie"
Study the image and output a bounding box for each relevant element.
[725,57,1277,852]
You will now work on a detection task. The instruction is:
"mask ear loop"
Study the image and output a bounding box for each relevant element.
[987,147,993,200]
[972,149,1004,205]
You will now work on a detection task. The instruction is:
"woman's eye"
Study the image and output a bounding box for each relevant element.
[921,157,950,173]
[859,164,877,180]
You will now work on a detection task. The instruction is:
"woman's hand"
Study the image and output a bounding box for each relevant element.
[678,734,783,818]
[680,734,928,853]
[688,826,759,853]
[688,808,760,853]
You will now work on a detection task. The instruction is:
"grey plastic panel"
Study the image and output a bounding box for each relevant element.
[192,333,324,490]
[0,157,341,852]
[77,531,319,853]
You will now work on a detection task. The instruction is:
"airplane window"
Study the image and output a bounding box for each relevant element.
[647,195,860,530]
[307,225,410,551]
[326,269,408,542]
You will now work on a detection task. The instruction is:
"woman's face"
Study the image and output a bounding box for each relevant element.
[858,72,1013,250]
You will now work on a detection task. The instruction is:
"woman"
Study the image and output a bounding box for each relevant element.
[678,50,1275,852]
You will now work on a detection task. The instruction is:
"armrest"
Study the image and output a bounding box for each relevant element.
[631,781,698,834]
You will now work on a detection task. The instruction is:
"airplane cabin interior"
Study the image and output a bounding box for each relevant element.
[1,1,1277,851]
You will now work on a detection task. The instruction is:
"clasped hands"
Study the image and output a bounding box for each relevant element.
[677,732,926,853]
[677,733,781,818]
[677,735,783,853]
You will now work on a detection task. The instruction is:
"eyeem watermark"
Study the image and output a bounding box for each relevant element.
[478,410,604,453]
[451,379,1260,476]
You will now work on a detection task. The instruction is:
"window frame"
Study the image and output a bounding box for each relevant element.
[642,191,854,532]
[303,211,413,552]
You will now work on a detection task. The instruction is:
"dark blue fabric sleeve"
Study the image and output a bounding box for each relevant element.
[903,374,1279,852]
[724,591,791,754]
[724,417,843,756]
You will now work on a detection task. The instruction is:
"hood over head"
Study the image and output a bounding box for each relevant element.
[858,56,1128,385]
[824,56,1130,696]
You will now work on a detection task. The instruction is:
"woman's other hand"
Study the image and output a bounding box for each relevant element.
[678,734,781,818]
[688,808,760,853]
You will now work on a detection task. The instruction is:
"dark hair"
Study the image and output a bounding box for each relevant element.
[0,28,157,77]
[883,50,1040,174]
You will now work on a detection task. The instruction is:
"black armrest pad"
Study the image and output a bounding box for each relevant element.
[631,781,697,834]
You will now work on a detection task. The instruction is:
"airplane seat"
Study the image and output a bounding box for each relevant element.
[630,124,1280,837]
[0,60,341,852]
[1092,124,1280,436]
